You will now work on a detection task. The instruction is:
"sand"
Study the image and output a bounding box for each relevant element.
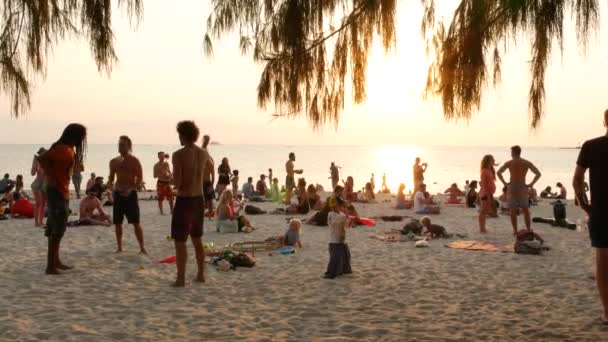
[1,192,606,341]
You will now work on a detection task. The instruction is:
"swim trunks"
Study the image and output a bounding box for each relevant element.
[285,176,295,191]
[113,191,140,224]
[45,187,69,240]
[507,184,529,208]
[156,181,174,201]
[171,196,205,242]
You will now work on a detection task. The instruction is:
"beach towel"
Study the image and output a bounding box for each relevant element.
[157,256,177,264]
[446,240,514,253]
[350,216,375,227]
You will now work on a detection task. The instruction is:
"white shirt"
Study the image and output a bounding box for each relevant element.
[328,211,347,243]
[414,191,426,212]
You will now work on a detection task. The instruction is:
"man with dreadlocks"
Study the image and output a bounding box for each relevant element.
[38,123,87,275]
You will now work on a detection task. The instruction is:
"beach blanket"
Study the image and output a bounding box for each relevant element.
[228,240,282,252]
[350,216,376,227]
[446,240,514,253]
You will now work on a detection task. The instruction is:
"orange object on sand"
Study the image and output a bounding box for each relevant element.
[446,240,514,253]
[157,256,176,264]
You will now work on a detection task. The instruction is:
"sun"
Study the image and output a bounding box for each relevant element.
[372,145,419,193]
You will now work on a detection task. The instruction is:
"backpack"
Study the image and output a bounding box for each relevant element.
[553,201,566,221]
[230,253,256,268]
[514,230,543,255]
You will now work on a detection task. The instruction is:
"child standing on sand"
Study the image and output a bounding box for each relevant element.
[324,196,352,279]
[270,178,281,202]
[231,170,239,197]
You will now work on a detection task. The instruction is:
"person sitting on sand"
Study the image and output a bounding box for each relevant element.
[555,182,567,200]
[216,189,254,233]
[242,177,255,199]
[324,196,352,279]
[420,216,452,238]
[0,173,15,195]
[78,190,111,226]
[282,219,303,248]
[498,186,510,213]
[269,178,281,202]
[307,184,322,210]
[256,174,268,196]
[444,183,464,204]
[466,181,478,208]
[540,186,555,199]
[529,187,539,205]
[362,182,376,202]
[414,183,440,214]
[273,178,310,214]
[395,183,412,209]
[343,176,356,202]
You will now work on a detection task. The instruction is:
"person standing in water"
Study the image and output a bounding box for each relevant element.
[284,152,303,204]
[329,162,340,191]
[573,109,608,324]
[171,121,210,287]
[153,151,174,215]
[38,123,87,274]
[201,134,216,218]
[108,136,147,254]
[496,145,541,235]
[413,157,428,193]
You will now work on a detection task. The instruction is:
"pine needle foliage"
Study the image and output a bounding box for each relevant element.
[0,0,142,117]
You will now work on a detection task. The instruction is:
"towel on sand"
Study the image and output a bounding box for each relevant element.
[446,240,514,253]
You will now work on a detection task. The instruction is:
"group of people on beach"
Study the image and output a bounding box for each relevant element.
[2,109,608,324]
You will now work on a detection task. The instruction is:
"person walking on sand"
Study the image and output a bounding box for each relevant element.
[413,157,428,193]
[496,145,541,235]
[153,151,174,215]
[201,134,215,218]
[108,136,147,254]
[573,109,608,324]
[284,152,303,204]
[171,121,210,287]
[478,155,497,233]
[38,123,87,274]
[329,162,340,190]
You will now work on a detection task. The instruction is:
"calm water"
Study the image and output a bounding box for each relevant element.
[0,144,581,198]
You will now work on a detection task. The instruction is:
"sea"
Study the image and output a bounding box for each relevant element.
[0,144,581,198]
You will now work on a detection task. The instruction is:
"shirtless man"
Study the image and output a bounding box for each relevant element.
[496,145,542,234]
[108,136,147,254]
[284,152,303,205]
[202,134,215,217]
[153,151,174,215]
[79,190,111,226]
[172,121,210,287]
[413,158,428,193]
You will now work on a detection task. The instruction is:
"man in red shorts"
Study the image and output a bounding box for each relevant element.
[171,121,211,287]
[153,151,174,215]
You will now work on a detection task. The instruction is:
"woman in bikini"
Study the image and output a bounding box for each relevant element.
[479,155,497,233]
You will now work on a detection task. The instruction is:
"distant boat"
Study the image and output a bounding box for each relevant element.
[210,141,220,145]
[558,143,581,150]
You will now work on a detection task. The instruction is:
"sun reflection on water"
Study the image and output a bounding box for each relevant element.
[371,145,420,194]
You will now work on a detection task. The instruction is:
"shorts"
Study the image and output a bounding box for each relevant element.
[507,197,529,209]
[45,187,69,240]
[72,172,83,186]
[589,211,608,248]
[286,176,295,191]
[156,181,174,201]
[171,196,204,242]
[113,191,140,225]
[203,181,214,202]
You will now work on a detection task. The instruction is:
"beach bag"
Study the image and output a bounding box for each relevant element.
[230,253,256,268]
[553,201,566,221]
[245,205,266,215]
[514,231,543,255]
[402,219,423,235]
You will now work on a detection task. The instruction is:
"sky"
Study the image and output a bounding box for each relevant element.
[0,0,607,146]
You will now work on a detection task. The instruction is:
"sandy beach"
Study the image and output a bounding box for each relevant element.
[1,192,606,341]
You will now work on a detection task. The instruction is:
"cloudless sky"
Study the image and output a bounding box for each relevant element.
[0,0,607,146]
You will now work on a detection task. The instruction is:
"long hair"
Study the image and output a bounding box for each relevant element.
[54,123,87,159]
[480,154,495,177]
[217,189,233,208]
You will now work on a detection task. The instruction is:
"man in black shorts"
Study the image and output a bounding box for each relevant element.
[284,152,303,204]
[573,109,608,324]
[109,136,147,254]
[172,121,210,287]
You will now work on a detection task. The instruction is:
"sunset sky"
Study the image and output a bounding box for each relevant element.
[0,0,607,146]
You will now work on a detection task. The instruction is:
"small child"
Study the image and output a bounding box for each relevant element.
[231,170,240,197]
[270,178,281,202]
[324,196,352,279]
[420,216,452,238]
[283,219,303,248]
